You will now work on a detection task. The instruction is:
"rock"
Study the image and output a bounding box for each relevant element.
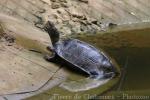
[80,24,88,32]
[108,23,117,29]
[78,0,88,3]
[69,22,81,34]
[59,0,67,3]
[69,8,85,19]
[91,24,100,31]
[72,14,84,19]
[60,26,72,35]
[1,0,148,36]
[0,0,105,35]
[0,16,68,99]
[91,20,98,25]
[3,33,15,43]
[80,20,88,25]
[51,2,60,9]
[61,2,68,8]
[50,0,56,2]
[56,9,70,21]
[57,10,62,14]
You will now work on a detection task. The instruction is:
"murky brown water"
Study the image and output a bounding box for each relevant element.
[76,28,150,99]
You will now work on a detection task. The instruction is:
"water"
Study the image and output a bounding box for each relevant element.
[109,48,150,90]
[76,28,150,97]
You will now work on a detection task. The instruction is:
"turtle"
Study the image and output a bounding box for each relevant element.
[43,21,118,79]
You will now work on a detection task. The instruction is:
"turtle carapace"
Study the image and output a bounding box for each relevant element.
[44,21,118,79]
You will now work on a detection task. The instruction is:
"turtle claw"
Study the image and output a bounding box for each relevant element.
[46,46,54,52]
[44,54,55,62]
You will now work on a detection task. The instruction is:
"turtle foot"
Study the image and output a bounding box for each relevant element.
[46,46,54,52]
[44,54,55,62]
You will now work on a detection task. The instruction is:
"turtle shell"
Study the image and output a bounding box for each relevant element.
[53,39,115,78]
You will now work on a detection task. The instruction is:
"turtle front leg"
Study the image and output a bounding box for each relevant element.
[46,46,54,52]
[44,46,56,62]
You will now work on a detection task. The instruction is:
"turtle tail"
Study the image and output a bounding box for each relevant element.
[44,21,60,45]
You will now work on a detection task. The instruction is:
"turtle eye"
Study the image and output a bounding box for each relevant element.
[102,64,114,73]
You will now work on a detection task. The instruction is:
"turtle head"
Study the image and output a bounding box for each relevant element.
[44,21,60,45]
[102,60,119,79]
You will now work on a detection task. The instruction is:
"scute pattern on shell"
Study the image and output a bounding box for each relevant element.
[54,39,111,76]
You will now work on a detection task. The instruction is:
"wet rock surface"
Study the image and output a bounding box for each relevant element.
[0,15,121,100]
[0,16,68,99]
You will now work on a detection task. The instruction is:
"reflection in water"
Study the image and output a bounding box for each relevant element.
[60,78,110,92]
[117,56,128,91]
